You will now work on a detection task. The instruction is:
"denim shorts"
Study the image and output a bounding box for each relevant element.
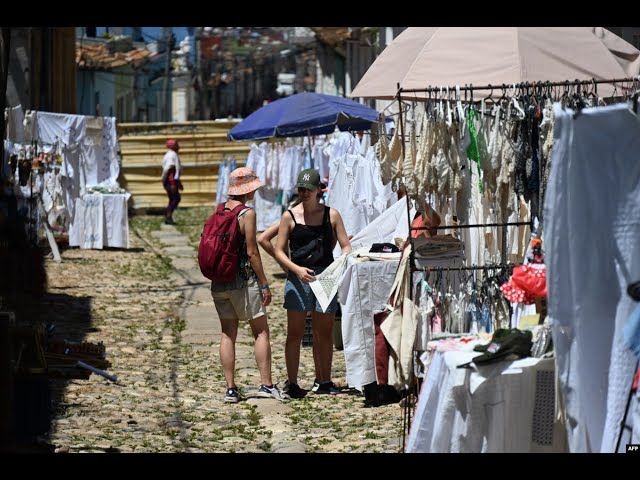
[283,269,338,314]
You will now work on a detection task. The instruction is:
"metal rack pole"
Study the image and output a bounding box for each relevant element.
[397,77,637,95]
[411,220,531,231]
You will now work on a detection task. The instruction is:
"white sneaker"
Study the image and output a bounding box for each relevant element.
[257,384,289,401]
[224,387,239,403]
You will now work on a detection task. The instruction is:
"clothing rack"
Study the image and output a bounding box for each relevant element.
[394,77,548,447]
[414,220,532,261]
[396,77,639,98]
[415,264,515,273]
[395,76,553,274]
[411,221,531,231]
[393,75,638,452]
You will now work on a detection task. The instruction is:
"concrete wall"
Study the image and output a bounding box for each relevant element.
[118,120,250,209]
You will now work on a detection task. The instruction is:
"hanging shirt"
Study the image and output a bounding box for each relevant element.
[35,112,120,188]
[313,137,331,184]
[246,142,269,183]
[546,103,640,453]
[35,111,86,146]
[216,159,235,205]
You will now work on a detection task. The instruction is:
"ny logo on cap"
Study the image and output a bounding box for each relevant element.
[303,174,310,181]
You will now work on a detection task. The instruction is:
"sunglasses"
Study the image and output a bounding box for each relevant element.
[297,187,316,193]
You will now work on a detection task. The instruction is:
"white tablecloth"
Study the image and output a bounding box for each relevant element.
[337,255,462,391]
[69,193,130,249]
[407,351,567,453]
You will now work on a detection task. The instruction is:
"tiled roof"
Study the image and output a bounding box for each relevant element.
[76,43,151,70]
[310,27,352,47]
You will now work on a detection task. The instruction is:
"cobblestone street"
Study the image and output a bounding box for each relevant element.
[43,209,404,453]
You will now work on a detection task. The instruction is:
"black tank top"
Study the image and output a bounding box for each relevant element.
[288,206,334,269]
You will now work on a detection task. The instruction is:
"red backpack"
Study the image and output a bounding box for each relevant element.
[198,203,248,283]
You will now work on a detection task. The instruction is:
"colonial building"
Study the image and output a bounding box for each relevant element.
[76,34,169,122]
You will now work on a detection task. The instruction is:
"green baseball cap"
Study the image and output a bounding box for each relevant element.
[296,168,325,190]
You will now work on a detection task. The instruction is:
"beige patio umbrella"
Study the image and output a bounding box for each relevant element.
[350,27,640,100]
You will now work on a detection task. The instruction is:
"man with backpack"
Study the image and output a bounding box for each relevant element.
[201,167,288,403]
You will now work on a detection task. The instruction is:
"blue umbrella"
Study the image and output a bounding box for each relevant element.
[228,92,380,141]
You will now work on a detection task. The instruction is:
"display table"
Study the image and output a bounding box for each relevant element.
[406,350,567,453]
[69,192,131,249]
[337,254,462,391]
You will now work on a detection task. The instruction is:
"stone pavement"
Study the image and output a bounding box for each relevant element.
[43,216,403,453]
[152,224,305,453]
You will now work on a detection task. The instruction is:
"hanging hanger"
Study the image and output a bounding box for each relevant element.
[526,82,535,113]
[510,83,518,99]
[563,80,571,101]
[424,86,431,117]
[468,84,474,113]
[630,89,640,114]
[542,81,551,102]
[423,90,430,116]
[455,85,465,123]
[456,267,465,288]
[623,79,632,98]
[459,84,469,133]
[572,79,587,115]
[530,82,542,119]
[422,266,432,286]
[410,98,417,126]
[483,84,494,105]
[588,78,597,100]
[496,84,508,114]
[511,93,526,119]
[412,94,422,131]
[445,86,453,126]
[344,129,356,154]
[495,83,507,118]
[451,86,457,122]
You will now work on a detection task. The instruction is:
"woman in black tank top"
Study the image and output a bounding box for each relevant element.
[287,205,335,271]
[274,169,351,398]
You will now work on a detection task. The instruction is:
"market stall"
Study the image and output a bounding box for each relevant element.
[347,26,640,452]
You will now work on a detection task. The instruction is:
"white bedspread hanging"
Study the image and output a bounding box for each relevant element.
[545,103,640,452]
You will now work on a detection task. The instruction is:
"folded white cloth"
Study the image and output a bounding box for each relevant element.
[309,253,351,313]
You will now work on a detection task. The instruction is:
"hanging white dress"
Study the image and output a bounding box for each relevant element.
[545,103,640,453]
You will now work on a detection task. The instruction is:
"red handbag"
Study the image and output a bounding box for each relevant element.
[373,311,391,385]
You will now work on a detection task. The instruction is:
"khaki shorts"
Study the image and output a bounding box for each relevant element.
[211,277,266,321]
